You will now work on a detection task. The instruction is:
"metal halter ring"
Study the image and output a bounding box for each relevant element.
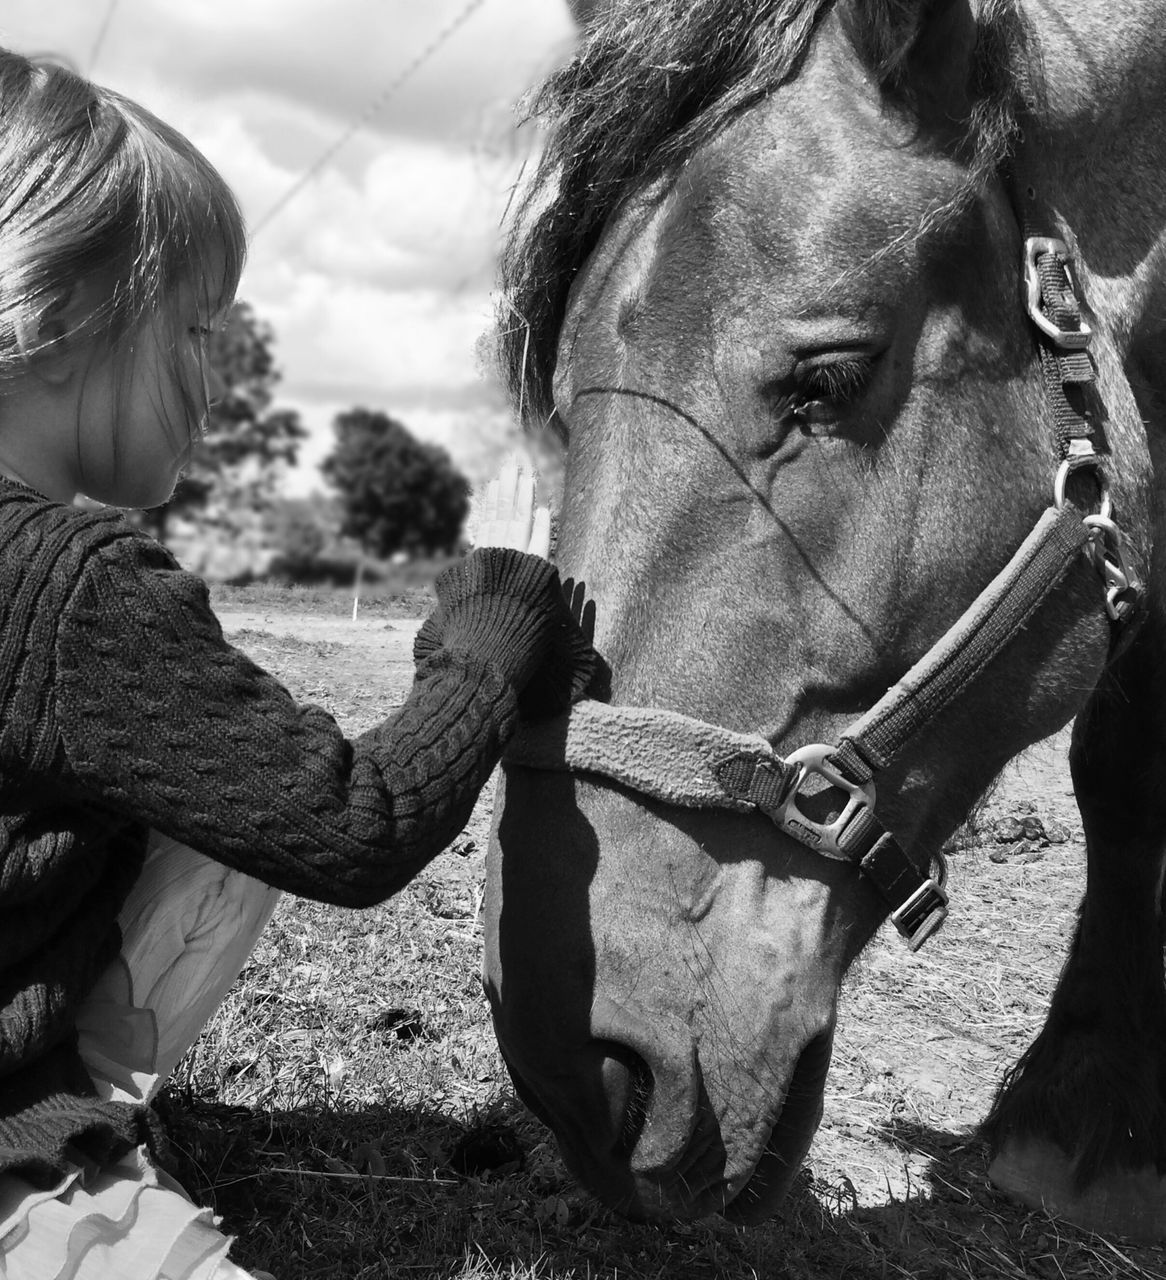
[1054,456,1112,522]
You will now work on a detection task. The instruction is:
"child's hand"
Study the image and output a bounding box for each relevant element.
[471,454,552,559]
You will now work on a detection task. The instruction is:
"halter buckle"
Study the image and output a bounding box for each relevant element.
[773,744,876,861]
[890,876,949,952]
[1024,237,1092,350]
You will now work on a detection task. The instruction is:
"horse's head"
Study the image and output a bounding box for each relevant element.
[485,0,1151,1222]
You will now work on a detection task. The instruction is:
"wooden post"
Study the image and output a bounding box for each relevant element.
[352,556,364,622]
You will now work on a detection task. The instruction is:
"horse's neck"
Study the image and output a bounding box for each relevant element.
[1024,0,1166,122]
[1021,0,1166,314]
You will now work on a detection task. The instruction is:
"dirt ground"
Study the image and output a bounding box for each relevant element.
[216,605,423,672]
[216,604,423,726]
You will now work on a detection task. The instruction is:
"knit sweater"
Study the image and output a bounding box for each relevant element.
[0,478,593,1182]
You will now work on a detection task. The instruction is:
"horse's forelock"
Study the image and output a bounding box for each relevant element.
[499,0,827,425]
[498,0,1028,428]
[566,0,608,25]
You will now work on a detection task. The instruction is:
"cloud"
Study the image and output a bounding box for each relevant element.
[243,134,522,292]
[167,1,574,143]
[266,279,498,399]
[2,1,576,145]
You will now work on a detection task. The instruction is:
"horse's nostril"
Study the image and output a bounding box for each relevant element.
[598,1042,654,1157]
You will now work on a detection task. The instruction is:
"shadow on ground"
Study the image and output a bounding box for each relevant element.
[155,1094,1166,1280]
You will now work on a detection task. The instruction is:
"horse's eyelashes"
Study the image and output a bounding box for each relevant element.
[756,351,882,449]
[795,354,877,403]
[793,355,882,436]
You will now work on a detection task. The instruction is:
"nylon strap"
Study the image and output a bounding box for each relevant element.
[844,817,947,952]
[1012,175,1107,463]
[830,504,1090,785]
[1034,251,1097,456]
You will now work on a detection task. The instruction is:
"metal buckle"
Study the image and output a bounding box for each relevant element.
[773,744,875,861]
[1024,237,1092,350]
[1052,449,1139,622]
[1084,513,1142,623]
[890,877,949,952]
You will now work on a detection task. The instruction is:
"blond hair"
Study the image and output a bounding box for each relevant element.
[0,49,246,440]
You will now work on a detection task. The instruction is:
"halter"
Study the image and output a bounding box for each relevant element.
[504,184,1143,952]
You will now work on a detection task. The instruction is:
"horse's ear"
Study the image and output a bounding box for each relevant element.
[845,0,980,128]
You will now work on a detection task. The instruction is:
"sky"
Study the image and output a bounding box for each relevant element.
[0,1,581,492]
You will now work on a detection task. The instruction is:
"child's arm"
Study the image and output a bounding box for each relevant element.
[51,531,593,907]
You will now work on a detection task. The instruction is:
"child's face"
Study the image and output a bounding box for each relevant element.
[74,291,227,509]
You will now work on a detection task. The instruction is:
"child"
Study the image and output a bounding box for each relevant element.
[0,50,593,1280]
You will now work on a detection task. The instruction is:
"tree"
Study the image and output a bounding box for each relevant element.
[263,495,338,578]
[323,408,469,558]
[144,301,307,541]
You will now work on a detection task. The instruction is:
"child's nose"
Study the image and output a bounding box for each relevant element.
[204,363,228,405]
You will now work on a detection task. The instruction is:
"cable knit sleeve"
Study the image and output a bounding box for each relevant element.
[52,532,578,907]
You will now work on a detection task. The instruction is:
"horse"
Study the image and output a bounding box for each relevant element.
[484,0,1166,1240]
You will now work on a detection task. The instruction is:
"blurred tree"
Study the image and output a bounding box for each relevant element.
[324,408,469,558]
[263,494,338,578]
[144,301,307,542]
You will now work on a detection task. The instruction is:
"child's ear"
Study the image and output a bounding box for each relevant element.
[14,288,80,384]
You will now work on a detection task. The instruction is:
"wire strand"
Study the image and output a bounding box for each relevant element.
[88,0,121,72]
[250,0,490,237]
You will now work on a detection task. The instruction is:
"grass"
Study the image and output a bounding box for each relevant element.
[150,586,1166,1279]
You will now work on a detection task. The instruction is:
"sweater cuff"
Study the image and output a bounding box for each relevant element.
[432,549,563,689]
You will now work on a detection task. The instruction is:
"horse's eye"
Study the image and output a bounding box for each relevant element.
[790,354,877,434]
[758,349,884,452]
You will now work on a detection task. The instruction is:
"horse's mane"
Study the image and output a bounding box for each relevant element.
[497,0,1031,428]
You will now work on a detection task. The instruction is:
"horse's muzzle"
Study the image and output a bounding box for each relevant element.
[723,1028,835,1223]
[497,989,834,1221]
